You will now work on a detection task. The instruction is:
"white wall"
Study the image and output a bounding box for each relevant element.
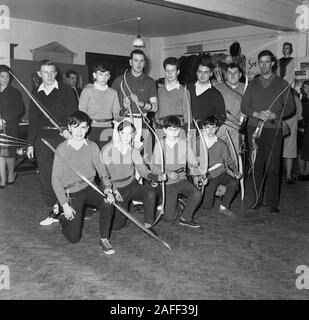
[9,18,152,65]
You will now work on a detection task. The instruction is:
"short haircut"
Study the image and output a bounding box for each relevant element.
[93,63,112,73]
[258,50,275,62]
[163,115,181,128]
[117,120,136,133]
[39,60,56,70]
[197,57,213,71]
[227,63,242,73]
[0,64,12,82]
[130,49,146,60]
[230,42,241,56]
[163,57,179,70]
[303,80,309,87]
[68,111,91,127]
[66,69,78,78]
[201,115,220,127]
[283,42,293,54]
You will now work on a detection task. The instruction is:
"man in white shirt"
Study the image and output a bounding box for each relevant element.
[187,59,226,122]
[27,60,78,226]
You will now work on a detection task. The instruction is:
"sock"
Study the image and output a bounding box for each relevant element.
[220,204,227,210]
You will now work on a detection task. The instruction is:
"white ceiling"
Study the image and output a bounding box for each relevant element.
[7,0,245,37]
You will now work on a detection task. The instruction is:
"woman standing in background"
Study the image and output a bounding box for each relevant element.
[0,64,25,188]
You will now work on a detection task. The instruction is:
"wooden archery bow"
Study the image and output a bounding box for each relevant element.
[122,71,165,228]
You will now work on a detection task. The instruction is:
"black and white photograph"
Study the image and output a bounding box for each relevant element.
[1,0,309,305]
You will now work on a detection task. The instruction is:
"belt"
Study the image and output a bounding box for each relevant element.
[131,114,143,118]
[113,175,133,183]
[64,179,92,191]
[91,119,113,123]
[41,126,59,130]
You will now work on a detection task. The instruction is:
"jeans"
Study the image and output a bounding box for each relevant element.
[112,180,157,230]
[60,186,114,243]
[165,179,202,221]
[201,172,239,210]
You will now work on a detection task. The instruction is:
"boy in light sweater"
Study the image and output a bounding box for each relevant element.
[197,116,241,217]
[151,115,202,228]
[156,57,191,129]
[101,120,167,231]
[79,63,125,149]
[52,111,117,254]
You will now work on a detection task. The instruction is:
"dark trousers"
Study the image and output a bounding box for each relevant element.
[35,136,63,208]
[88,126,113,149]
[60,186,114,243]
[201,172,239,210]
[112,180,157,230]
[165,179,202,221]
[247,126,283,207]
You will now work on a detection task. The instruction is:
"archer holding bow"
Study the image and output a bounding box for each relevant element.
[241,50,294,214]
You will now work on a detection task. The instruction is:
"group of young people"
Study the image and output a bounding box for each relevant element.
[1,46,296,254]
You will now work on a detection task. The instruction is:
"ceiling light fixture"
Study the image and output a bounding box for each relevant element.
[133,17,145,48]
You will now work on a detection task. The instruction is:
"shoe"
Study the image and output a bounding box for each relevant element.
[0,184,5,189]
[249,203,263,211]
[286,178,296,185]
[7,173,17,185]
[267,206,280,214]
[39,216,59,226]
[99,237,115,255]
[179,217,201,228]
[218,207,236,217]
[39,203,60,225]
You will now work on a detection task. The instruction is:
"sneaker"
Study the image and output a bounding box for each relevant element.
[39,216,59,226]
[218,206,236,217]
[179,217,200,228]
[99,237,115,255]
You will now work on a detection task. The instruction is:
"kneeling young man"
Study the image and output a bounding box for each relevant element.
[101,120,166,231]
[52,111,116,254]
[198,116,241,217]
[151,115,202,227]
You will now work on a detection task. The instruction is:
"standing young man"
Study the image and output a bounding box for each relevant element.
[27,60,78,225]
[66,69,82,103]
[187,59,226,122]
[156,57,191,129]
[79,63,123,149]
[112,49,158,149]
[241,50,294,214]
[214,63,245,152]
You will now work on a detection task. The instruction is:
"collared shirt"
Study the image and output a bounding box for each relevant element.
[94,82,109,92]
[195,81,212,96]
[114,141,132,155]
[165,81,180,92]
[38,80,59,96]
[165,137,179,149]
[202,133,218,148]
[67,138,88,150]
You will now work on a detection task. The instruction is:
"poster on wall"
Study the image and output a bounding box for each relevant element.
[293,57,309,93]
